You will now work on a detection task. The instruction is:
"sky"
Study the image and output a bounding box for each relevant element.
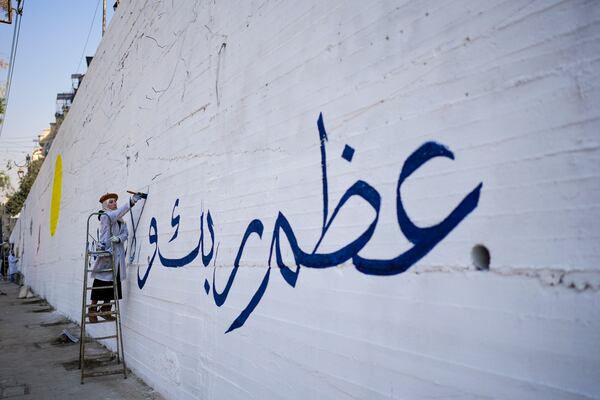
[0,0,115,189]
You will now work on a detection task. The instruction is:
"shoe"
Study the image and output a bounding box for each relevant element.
[99,305,115,320]
[88,306,98,323]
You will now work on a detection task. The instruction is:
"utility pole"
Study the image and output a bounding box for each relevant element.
[102,0,106,36]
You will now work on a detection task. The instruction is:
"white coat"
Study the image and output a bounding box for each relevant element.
[91,201,131,281]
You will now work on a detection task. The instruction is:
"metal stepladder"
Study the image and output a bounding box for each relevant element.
[79,212,127,383]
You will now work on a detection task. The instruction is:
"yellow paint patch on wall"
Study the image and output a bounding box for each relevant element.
[50,154,63,236]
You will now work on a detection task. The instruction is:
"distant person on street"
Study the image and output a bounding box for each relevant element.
[8,250,19,283]
[89,192,141,322]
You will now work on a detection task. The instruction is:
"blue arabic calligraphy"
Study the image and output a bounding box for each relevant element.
[137,113,483,333]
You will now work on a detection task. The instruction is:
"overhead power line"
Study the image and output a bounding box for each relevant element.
[76,0,101,74]
[0,0,25,139]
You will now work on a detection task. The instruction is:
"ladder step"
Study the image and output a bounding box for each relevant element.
[85,301,116,308]
[82,352,116,358]
[81,354,115,361]
[86,318,116,324]
[86,311,116,317]
[86,285,114,290]
[84,334,118,341]
[88,251,112,256]
[82,370,125,378]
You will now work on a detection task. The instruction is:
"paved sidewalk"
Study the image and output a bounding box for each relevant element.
[0,281,164,400]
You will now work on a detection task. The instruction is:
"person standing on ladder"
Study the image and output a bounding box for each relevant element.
[89,192,142,322]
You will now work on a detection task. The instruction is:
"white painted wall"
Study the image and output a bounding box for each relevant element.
[10,1,600,399]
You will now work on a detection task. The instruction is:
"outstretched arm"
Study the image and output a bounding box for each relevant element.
[104,198,135,223]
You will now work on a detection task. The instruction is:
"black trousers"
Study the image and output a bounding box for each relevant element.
[90,271,122,301]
